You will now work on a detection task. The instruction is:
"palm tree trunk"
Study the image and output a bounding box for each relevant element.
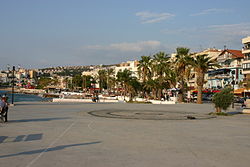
[178,93,183,103]
[178,82,184,103]
[153,89,157,99]
[197,85,203,104]
[216,107,221,113]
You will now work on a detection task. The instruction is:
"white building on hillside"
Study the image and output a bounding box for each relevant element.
[115,60,139,78]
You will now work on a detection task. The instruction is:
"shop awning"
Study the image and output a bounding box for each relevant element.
[234,88,245,94]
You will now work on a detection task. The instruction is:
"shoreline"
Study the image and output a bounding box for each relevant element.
[0,87,12,91]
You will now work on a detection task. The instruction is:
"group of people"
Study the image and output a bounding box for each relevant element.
[0,95,8,123]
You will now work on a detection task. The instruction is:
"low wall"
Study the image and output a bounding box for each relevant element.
[52,98,119,103]
[52,97,176,104]
[149,100,176,104]
[17,88,45,94]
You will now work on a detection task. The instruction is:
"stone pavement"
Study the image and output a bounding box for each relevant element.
[0,102,250,167]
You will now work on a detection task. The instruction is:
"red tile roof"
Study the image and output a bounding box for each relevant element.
[227,49,244,58]
[219,49,244,58]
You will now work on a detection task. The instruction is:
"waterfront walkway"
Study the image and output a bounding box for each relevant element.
[0,102,250,167]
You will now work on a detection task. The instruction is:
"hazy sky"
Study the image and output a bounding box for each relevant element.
[1,0,250,69]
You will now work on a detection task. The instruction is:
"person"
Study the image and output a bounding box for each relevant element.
[0,95,9,122]
[166,94,169,101]
[92,94,96,102]
[95,93,99,102]
[242,97,247,108]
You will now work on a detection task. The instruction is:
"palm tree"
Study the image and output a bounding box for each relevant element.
[127,77,142,101]
[138,56,152,83]
[174,47,192,103]
[143,79,160,100]
[116,69,133,100]
[106,68,115,93]
[165,70,177,89]
[98,69,107,93]
[138,56,152,98]
[151,52,170,98]
[188,54,220,104]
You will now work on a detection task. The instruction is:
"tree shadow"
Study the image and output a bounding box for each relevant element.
[0,141,101,158]
[9,117,70,123]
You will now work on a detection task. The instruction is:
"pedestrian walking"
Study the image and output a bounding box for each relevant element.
[0,95,9,122]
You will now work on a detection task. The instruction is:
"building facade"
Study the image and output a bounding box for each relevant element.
[206,49,244,89]
[188,48,222,89]
[242,36,250,83]
[115,60,139,78]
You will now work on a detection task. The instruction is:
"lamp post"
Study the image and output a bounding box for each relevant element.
[232,76,235,108]
[11,66,15,105]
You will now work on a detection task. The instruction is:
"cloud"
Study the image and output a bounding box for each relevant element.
[190,8,231,16]
[84,41,162,52]
[161,22,250,50]
[162,22,250,37]
[207,23,250,36]
[135,11,175,24]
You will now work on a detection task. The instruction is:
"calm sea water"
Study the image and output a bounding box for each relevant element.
[0,90,50,102]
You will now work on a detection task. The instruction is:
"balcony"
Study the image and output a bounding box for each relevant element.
[242,48,250,54]
[243,56,250,61]
[242,69,250,75]
[242,36,250,44]
[207,74,231,80]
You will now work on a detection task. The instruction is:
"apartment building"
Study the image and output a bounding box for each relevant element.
[115,60,139,78]
[188,48,222,89]
[206,49,244,89]
[242,36,250,83]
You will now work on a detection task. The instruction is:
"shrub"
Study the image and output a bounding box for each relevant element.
[212,88,234,113]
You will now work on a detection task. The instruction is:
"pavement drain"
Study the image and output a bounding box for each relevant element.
[88,110,216,120]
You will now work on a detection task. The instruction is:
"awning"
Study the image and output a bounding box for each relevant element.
[208,69,231,75]
[234,88,246,94]
[191,89,221,93]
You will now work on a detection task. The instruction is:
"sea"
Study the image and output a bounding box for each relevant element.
[0,90,50,102]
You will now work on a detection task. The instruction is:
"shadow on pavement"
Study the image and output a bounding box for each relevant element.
[9,117,70,123]
[0,134,43,143]
[0,141,102,158]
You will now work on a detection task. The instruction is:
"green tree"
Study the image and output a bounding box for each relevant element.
[98,69,107,92]
[106,68,115,93]
[37,77,58,89]
[72,74,83,90]
[151,51,170,98]
[212,88,234,113]
[127,77,142,101]
[188,54,220,104]
[143,79,159,99]
[138,56,152,83]
[82,75,95,89]
[165,70,177,89]
[174,47,192,103]
[138,55,152,97]
[116,69,134,100]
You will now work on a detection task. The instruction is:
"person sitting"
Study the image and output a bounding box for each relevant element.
[0,96,9,122]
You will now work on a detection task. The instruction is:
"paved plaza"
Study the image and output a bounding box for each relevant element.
[0,102,250,167]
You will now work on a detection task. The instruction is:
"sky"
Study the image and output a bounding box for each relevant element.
[0,0,250,69]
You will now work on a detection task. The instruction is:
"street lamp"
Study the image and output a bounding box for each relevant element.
[231,75,235,108]
[11,66,15,105]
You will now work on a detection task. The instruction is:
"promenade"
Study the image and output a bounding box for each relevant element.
[0,102,250,167]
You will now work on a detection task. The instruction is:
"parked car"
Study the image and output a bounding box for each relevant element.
[234,97,245,104]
